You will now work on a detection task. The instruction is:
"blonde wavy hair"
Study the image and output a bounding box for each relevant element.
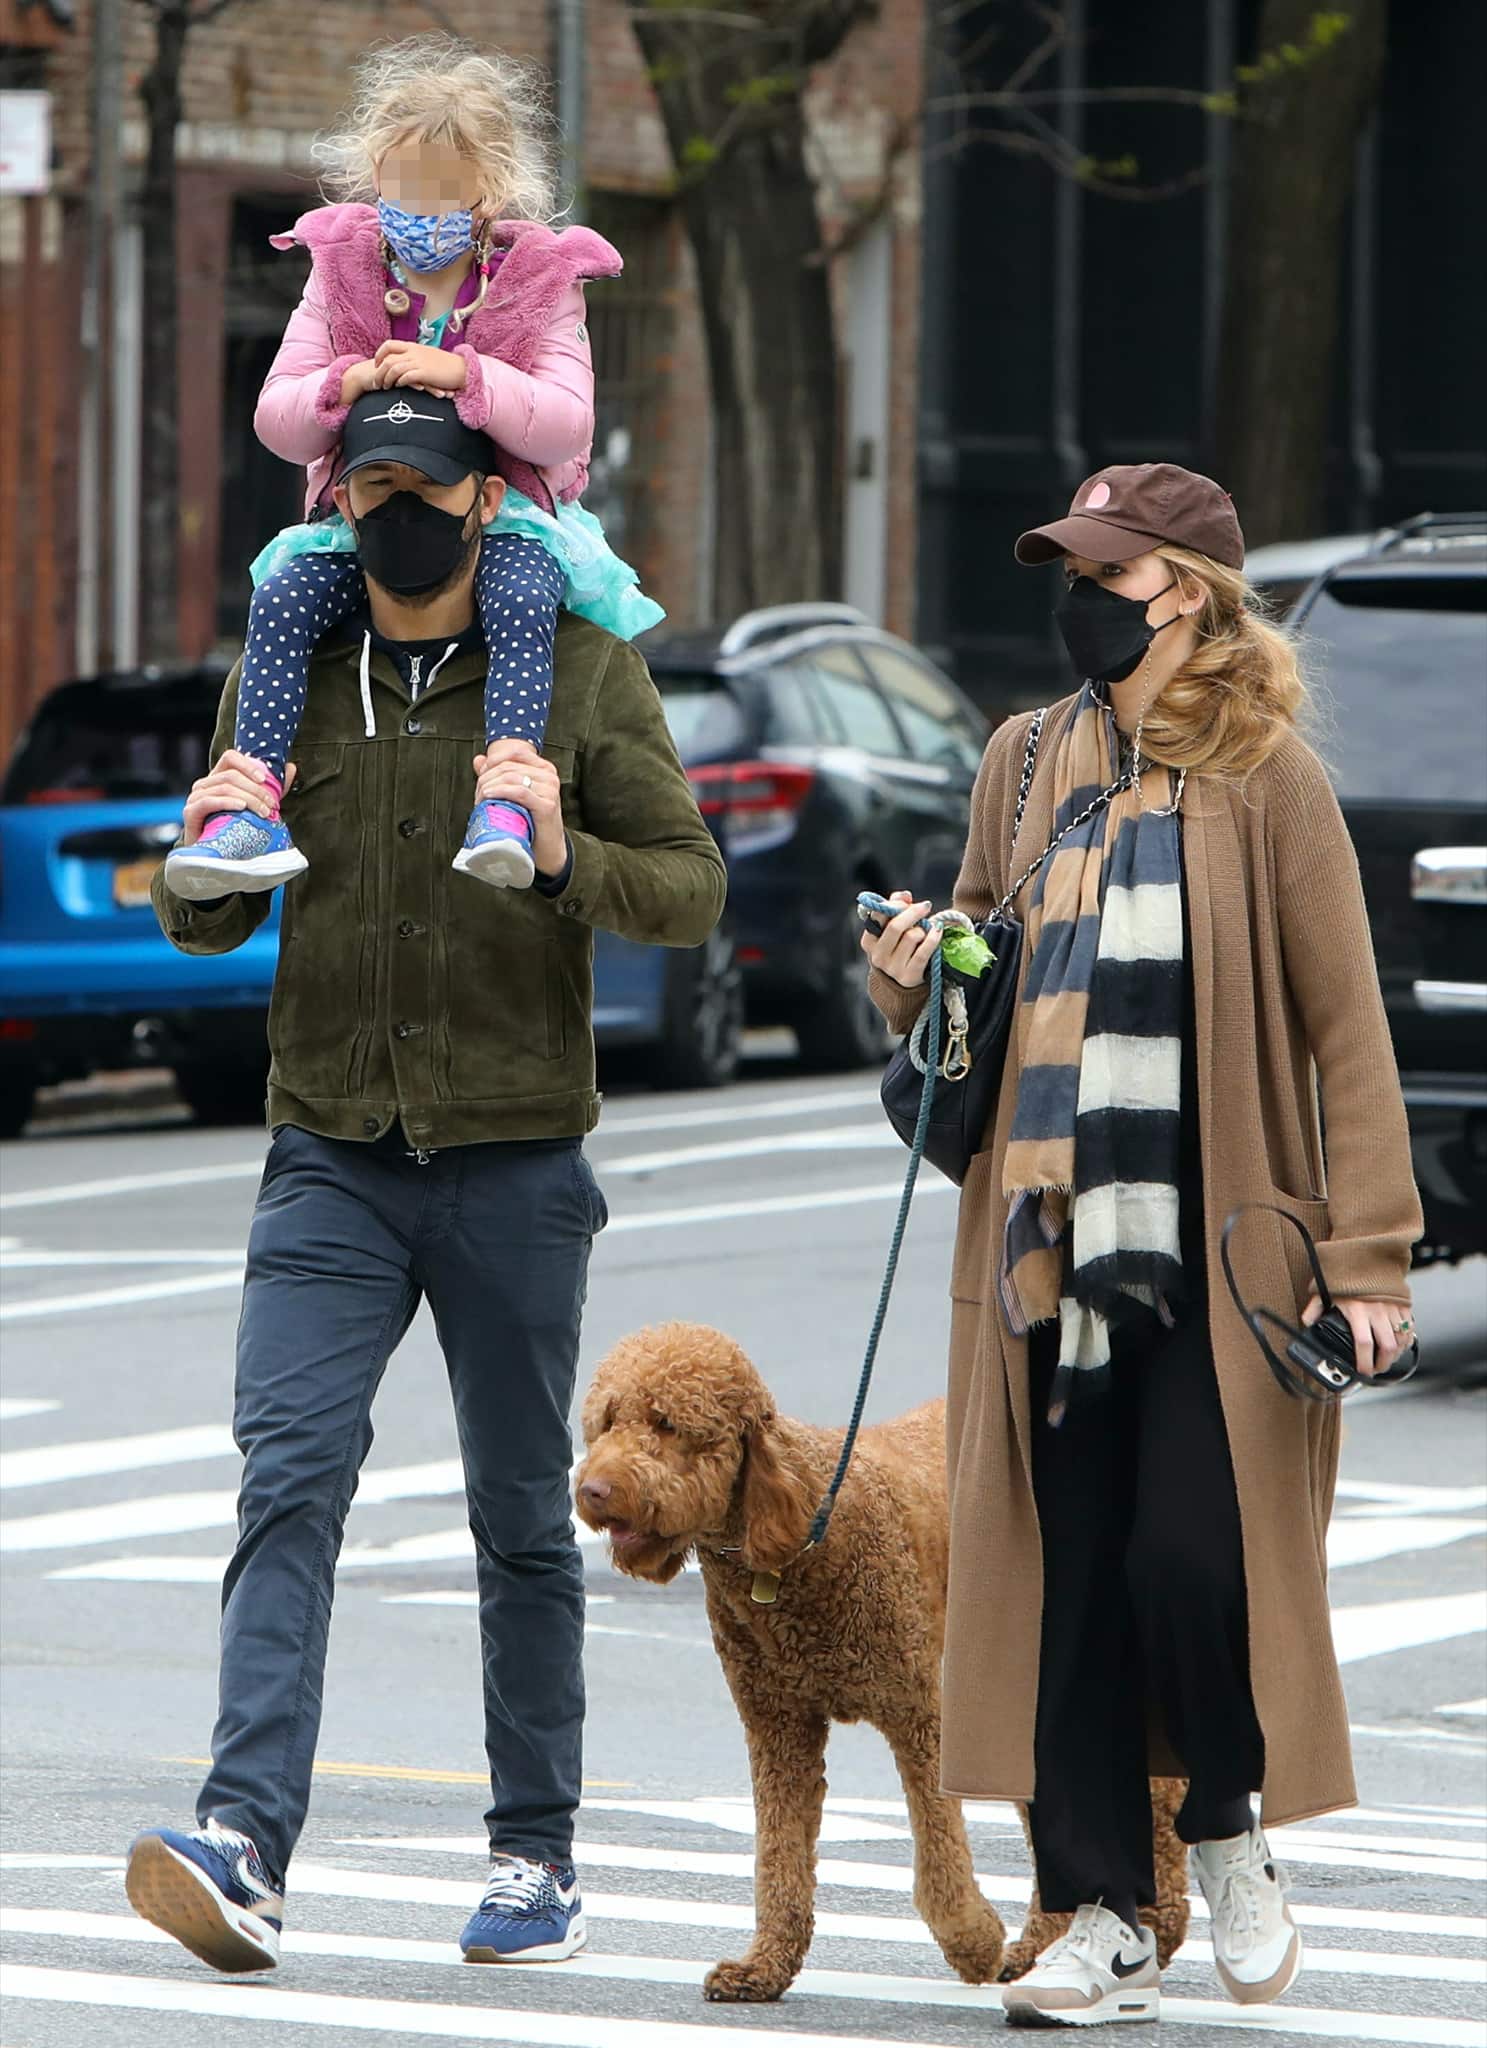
[314,34,559,225]
[1132,544,1308,782]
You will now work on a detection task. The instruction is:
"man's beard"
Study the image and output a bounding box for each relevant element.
[384,513,482,607]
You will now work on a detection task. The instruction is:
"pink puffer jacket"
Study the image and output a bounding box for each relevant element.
[254,203,623,518]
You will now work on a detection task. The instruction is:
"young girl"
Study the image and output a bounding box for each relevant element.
[166,35,663,902]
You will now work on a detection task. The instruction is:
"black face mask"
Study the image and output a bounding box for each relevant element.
[1054,574,1180,684]
[353,486,480,597]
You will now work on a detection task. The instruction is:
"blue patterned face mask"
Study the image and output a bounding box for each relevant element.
[377,197,475,273]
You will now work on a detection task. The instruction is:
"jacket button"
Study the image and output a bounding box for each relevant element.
[398,920,419,938]
[405,718,422,736]
[562,900,581,916]
[398,818,419,838]
[363,1117,380,1135]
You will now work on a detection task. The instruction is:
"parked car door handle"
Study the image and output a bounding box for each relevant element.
[1411,846,1487,904]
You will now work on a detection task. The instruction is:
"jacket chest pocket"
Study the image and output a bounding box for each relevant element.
[281,743,353,871]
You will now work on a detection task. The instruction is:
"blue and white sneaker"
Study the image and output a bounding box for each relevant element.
[451,801,537,890]
[460,1853,586,1962]
[164,807,308,901]
[125,1818,283,1972]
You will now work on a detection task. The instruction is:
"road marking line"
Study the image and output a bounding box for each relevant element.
[0,1176,956,1321]
[1335,1481,1487,1515]
[1,1456,466,1553]
[3,1854,1482,1943]
[1333,1591,1487,1666]
[0,1268,245,1321]
[5,1961,1484,2048]
[346,1829,1487,1890]
[161,1757,632,1789]
[1439,1699,1487,1717]
[601,1127,899,1176]
[1327,1517,1487,1571]
[4,1911,1485,1998]
[0,1397,61,1422]
[0,1964,965,2048]
[378,1593,705,1645]
[0,1249,251,1268]
[0,1423,238,1491]
[0,1089,887,1215]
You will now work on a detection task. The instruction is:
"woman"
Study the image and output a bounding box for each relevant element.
[864,463,1421,2029]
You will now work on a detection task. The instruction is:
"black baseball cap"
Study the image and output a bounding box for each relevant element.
[339,391,491,488]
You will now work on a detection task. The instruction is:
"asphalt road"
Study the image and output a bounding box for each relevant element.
[2,1061,1485,2048]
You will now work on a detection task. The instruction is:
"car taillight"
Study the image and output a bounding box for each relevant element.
[690,762,816,842]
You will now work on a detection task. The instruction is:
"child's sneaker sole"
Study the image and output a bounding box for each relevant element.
[452,840,537,890]
[1004,1985,1160,2028]
[463,1914,588,1964]
[1216,1925,1302,2005]
[125,1833,281,1973]
[165,848,309,899]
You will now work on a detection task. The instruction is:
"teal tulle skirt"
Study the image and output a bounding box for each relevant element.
[248,489,666,643]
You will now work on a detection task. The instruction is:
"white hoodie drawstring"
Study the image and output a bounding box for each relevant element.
[359,631,376,739]
[422,642,460,698]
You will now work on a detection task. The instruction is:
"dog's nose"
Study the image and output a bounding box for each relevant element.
[579,1477,612,1506]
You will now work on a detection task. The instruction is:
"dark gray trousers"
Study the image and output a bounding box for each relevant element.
[196,1126,605,1885]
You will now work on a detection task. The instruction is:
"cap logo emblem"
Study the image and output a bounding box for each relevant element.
[386,399,415,424]
[361,401,445,429]
[1085,481,1111,508]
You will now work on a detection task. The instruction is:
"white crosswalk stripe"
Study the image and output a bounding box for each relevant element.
[2,1804,1484,2047]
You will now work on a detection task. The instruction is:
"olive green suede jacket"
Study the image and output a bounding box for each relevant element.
[152,614,727,1146]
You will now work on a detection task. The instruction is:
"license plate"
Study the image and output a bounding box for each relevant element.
[113,855,164,908]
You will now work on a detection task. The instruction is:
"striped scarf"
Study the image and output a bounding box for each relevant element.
[1000,684,1185,1420]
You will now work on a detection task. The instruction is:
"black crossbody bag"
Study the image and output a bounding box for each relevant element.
[879,707,1134,1185]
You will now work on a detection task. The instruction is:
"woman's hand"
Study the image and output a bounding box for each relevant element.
[373,340,467,393]
[473,740,566,878]
[180,752,296,844]
[338,359,380,408]
[859,890,942,990]
[1302,1294,1413,1377]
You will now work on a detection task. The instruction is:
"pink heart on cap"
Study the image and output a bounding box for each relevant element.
[1085,481,1112,508]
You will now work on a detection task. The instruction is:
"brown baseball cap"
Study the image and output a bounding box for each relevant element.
[1015,462,1245,570]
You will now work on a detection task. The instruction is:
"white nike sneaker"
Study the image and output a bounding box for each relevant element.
[1192,1826,1302,2004]
[1002,1903,1160,2027]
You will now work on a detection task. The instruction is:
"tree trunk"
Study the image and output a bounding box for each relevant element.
[137,0,189,662]
[632,4,874,617]
[1213,0,1388,545]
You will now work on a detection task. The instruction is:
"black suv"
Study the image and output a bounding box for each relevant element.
[647,604,990,1069]
[1290,515,1487,1264]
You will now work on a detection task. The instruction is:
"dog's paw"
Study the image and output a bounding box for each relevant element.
[997,1937,1045,1982]
[703,1956,792,2003]
[937,1908,1006,1985]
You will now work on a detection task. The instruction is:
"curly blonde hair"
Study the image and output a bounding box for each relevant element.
[314,33,559,224]
[1132,544,1307,783]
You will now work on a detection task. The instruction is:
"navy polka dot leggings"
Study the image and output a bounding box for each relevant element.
[235,535,567,785]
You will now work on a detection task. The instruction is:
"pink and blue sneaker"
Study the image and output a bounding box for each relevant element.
[125,1818,283,1972]
[164,777,307,901]
[460,1853,586,1962]
[452,801,537,890]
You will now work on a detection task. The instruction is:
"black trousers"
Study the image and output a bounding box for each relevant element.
[1025,1297,1265,1920]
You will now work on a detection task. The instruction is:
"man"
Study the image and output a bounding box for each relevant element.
[126,393,726,1973]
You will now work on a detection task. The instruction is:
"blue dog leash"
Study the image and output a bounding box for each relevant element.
[748,948,945,1604]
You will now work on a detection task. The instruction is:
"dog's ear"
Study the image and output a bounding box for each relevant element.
[738,1418,813,1573]
[579,1379,614,1448]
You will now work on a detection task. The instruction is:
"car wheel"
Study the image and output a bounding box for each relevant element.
[648,923,745,1090]
[173,1057,269,1127]
[791,904,897,1072]
[0,1067,38,1139]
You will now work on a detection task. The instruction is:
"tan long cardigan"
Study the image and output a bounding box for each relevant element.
[871,694,1422,1826]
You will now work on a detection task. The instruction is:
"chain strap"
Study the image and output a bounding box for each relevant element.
[994,706,1136,920]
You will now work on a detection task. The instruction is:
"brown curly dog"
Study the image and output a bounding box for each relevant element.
[575,1322,1190,2004]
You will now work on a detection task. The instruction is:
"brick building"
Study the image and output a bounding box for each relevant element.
[0,0,925,765]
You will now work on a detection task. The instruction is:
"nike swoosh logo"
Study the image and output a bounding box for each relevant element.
[233,1854,274,1903]
[1110,1951,1150,1980]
